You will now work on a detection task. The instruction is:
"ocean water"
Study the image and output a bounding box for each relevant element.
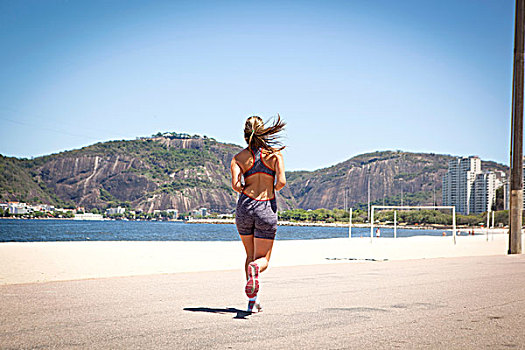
[0,219,452,242]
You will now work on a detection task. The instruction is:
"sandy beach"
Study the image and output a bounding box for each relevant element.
[0,232,517,286]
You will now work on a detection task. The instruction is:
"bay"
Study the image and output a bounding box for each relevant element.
[0,219,451,242]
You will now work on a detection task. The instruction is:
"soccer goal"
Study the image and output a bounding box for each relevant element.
[369,205,457,245]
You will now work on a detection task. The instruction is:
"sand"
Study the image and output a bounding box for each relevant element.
[0,231,518,286]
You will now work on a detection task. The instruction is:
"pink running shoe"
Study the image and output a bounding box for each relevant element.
[245,262,260,298]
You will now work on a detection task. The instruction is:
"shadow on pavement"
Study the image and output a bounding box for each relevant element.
[183,307,252,319]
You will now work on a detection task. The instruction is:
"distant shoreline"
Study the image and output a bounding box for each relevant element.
[0,217,507,233]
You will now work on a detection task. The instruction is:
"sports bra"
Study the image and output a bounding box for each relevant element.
[243,146,276,178]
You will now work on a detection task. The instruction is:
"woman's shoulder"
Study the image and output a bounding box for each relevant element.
[234,148,251,161]
[261,149,283,169]
[262,148,283,159]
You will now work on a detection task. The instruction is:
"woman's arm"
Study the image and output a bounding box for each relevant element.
[230,157,244,193]
[274,152,286,191]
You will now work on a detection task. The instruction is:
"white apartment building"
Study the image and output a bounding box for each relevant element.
[28,204,55,212]
[191,208,207,217]
[152,209,177,217]
[442,156,496,214]
[443,157,481,214]
[106,207,125,215]
[7,202,30,215]
[472,172,496,214]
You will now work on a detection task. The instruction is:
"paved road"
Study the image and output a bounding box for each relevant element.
[1,255,524,349]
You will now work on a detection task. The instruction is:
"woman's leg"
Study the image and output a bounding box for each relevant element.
[253,238,274,273]
[240,234,255,279]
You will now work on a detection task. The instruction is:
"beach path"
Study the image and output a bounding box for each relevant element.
[1,254,524,349]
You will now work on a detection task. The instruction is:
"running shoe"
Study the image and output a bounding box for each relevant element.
[247,299,262,313]
[245,262,259,298]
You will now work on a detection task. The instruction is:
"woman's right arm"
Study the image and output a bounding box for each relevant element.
[274,152,286,191]
[230,157,244,193]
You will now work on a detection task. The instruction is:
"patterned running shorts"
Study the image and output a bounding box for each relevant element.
[235,193,278,240]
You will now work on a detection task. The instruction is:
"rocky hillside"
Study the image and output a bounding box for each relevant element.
[0,134,297,213]
[286,151,507,210]
[0,136,507,213]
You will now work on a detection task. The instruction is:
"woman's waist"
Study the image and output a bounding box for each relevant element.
[240,188,275,201]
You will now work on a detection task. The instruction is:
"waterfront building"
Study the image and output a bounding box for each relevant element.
[3,203,55,214]
[27,204,55,212]
[55,208,76,214]
[27,205,40,212]
[166,209,178,218]
[105,207,125,215]
[40,204,55,212]
[442,156,496,214]
[191,208,207,217]
[7,202,30,215]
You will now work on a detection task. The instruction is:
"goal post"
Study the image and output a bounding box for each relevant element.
[369,205,457,245]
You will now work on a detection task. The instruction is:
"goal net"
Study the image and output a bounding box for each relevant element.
[369,205,457,244]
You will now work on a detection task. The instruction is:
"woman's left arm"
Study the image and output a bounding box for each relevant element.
[274,152,286,191]
[230,157,244,193]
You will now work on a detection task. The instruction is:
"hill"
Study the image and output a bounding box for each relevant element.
[1,134,241,212]
[0,136,507,213]
[286,151,507,210]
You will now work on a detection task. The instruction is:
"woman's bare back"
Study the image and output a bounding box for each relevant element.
[232,148,284,200]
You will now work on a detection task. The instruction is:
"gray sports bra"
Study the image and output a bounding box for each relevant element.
[243,147,276,178]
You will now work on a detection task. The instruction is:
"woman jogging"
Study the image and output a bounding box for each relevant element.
[230,115,286,313]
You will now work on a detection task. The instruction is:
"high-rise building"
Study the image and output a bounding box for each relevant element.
[442,156,496,214]
[472,172,496,213]
[443,156,481,214]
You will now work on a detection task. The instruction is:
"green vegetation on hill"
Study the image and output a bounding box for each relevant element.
[0,155,70,206]
[98,188,133,210]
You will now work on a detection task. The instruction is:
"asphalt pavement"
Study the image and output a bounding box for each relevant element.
[1,254,524,349]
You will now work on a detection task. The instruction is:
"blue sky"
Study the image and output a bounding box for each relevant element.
[0,0,515,171]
